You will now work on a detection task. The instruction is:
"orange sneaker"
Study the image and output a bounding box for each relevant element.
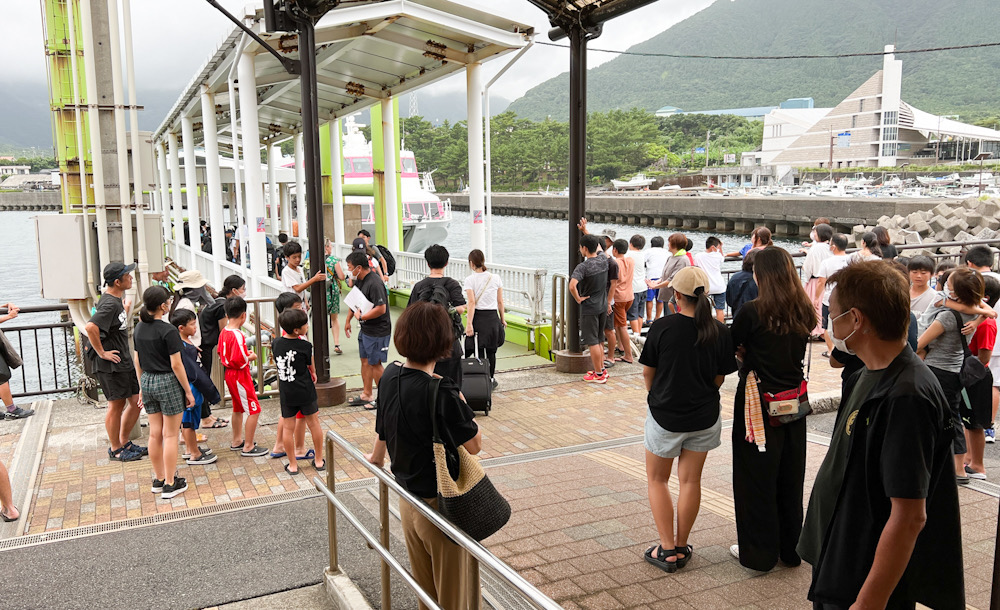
[583,369,608,384]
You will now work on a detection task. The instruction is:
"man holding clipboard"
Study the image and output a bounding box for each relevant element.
[344,250,392,410]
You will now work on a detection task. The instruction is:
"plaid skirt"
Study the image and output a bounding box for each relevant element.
[140,371,186,416]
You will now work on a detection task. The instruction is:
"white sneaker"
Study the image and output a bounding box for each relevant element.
[730,544,740,560]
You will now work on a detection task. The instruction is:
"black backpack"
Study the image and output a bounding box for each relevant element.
[417,281,464,342]
[377,245,396,276]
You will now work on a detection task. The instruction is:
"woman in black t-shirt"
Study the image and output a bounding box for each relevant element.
[638,267,737,573]
[133,286,194,500]
[730,247,816,572]
[365,302,482,609]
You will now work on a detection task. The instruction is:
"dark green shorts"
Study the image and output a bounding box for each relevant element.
[140,372,185,416]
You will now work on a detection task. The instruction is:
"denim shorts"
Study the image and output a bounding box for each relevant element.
[711,293,725,310]
[359,333,390,365]
[627,292,647,321]
[644,411,722,459]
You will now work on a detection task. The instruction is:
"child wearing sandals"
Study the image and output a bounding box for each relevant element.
[270,293,314,462]
[217,297,268,457]
[170,309,219,465]
[272,308,326,474]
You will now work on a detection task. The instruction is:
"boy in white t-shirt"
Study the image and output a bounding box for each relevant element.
[281,241,326,310]
[625,235,648,334]
[692,236,727,322]
[643,236,670,322]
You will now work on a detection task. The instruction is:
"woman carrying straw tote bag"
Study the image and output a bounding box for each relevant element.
[366,301,508,610]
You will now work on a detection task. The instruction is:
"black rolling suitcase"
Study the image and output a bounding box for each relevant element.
[461,333,492,415]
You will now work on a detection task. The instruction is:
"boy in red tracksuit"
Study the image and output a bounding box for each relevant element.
[217,297,268,457]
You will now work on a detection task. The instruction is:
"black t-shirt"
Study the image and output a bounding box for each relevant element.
[881,244,898,259]
[90,293,134,373]
[731,302,807,393]
[355,271,391,337]
[570,255,609,316]
[639,315,737,432]
[199,297,227,347]
[133,319,183,374]
[809,347,963,610]
[375,364,478,498]
[273,336,317,408]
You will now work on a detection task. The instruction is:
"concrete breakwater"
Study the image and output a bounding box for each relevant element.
[0,191,61,211]
[445,193,946,238]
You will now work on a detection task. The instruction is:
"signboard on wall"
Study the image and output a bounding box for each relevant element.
[837,132,851,148]
[724,154,737,164]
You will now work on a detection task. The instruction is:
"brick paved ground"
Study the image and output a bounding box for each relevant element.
[6,352,998,608]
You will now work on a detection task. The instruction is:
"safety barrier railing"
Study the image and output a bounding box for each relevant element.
[392,250,549,323]
[315,430,562,610]
[0,305,81,399]
[550,273,569,354]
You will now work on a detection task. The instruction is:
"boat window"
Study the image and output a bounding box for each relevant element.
[401,158,417,173]
[343,158,351,172]
[353,158,372,173]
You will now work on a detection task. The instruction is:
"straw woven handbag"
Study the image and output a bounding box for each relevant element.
[428,378,510,541]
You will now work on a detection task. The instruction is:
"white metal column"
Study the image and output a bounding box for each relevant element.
[168,132,184,260]
[123,0,147,282]
[294,133,307,247]
[105,0,134,266]
[466,62,486,251]
[268,144,280,235]
[380,99,400,251]
[280,183,291,235]
[201,85,225,286]
[227,79,246,268]
[330,118,345,245]
[237,51,267,285]
[156,140,170,244]
[181,116,201,260]
[80,0,110,268]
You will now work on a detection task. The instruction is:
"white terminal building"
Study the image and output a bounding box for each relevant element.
[713,45,1000,186]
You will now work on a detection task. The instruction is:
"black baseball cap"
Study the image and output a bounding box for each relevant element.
[352,237,367,251]
[103,262,136,286]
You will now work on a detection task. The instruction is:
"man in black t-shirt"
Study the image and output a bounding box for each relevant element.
[806,262,963,610]
[84,262,146,462]
[407,245,467,386]
[345,250,391,409]
[569,234,610,383]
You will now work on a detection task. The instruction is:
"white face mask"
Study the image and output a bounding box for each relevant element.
[350,268,360,281]
[828,309,858,355]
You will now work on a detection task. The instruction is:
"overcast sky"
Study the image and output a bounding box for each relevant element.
[1,0,715,146]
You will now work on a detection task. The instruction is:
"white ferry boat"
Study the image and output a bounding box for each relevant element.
[611,173,654,190]
[340,117,450,252]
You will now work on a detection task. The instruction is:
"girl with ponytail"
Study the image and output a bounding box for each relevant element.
[637,266,738,573]
[133,286,194,499]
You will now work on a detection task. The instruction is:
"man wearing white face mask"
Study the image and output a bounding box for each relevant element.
[801,261,963,610]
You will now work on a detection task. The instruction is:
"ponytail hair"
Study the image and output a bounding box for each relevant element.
[861,232,882,258]
[469,249,486,271]
[218,274,246,298]
[140,286,170,324]
[683,287,719,346]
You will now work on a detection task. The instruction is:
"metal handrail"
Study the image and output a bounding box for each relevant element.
[315,429,562,610]
[550,273,569,354]
[0,304,80,399]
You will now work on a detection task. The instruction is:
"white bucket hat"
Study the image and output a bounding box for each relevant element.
[175,270,208,290]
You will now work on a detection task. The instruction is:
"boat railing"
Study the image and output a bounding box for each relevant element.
[315,429,562,610]
[0,304,81,399]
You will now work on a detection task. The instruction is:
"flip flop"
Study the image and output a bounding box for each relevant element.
[313,459,326,471]
[363,401,377,411]
[0,507,19,522]
[295,449,316,460]
[347,396,371,407]
[207,420,229,428]
[269,451,287,459]
[334,345,342,355]
[284,463,300,475]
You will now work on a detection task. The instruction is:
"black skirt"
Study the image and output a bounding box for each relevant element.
[469,309,501,349]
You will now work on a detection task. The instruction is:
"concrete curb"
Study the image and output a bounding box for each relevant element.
[810,390,841,415]
[325,567,374,610]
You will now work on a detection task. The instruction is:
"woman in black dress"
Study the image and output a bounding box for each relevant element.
[730,247,817,571]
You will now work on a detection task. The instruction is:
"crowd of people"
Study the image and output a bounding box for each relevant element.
[6,213,994,608]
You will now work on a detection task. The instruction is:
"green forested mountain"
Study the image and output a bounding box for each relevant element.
[507,0,1000,121]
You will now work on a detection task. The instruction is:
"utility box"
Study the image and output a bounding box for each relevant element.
[35,213,164,300]
[36,214,90,300]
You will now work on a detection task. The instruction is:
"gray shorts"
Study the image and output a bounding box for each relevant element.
[580,312,607,347]
[644,411,722,459]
